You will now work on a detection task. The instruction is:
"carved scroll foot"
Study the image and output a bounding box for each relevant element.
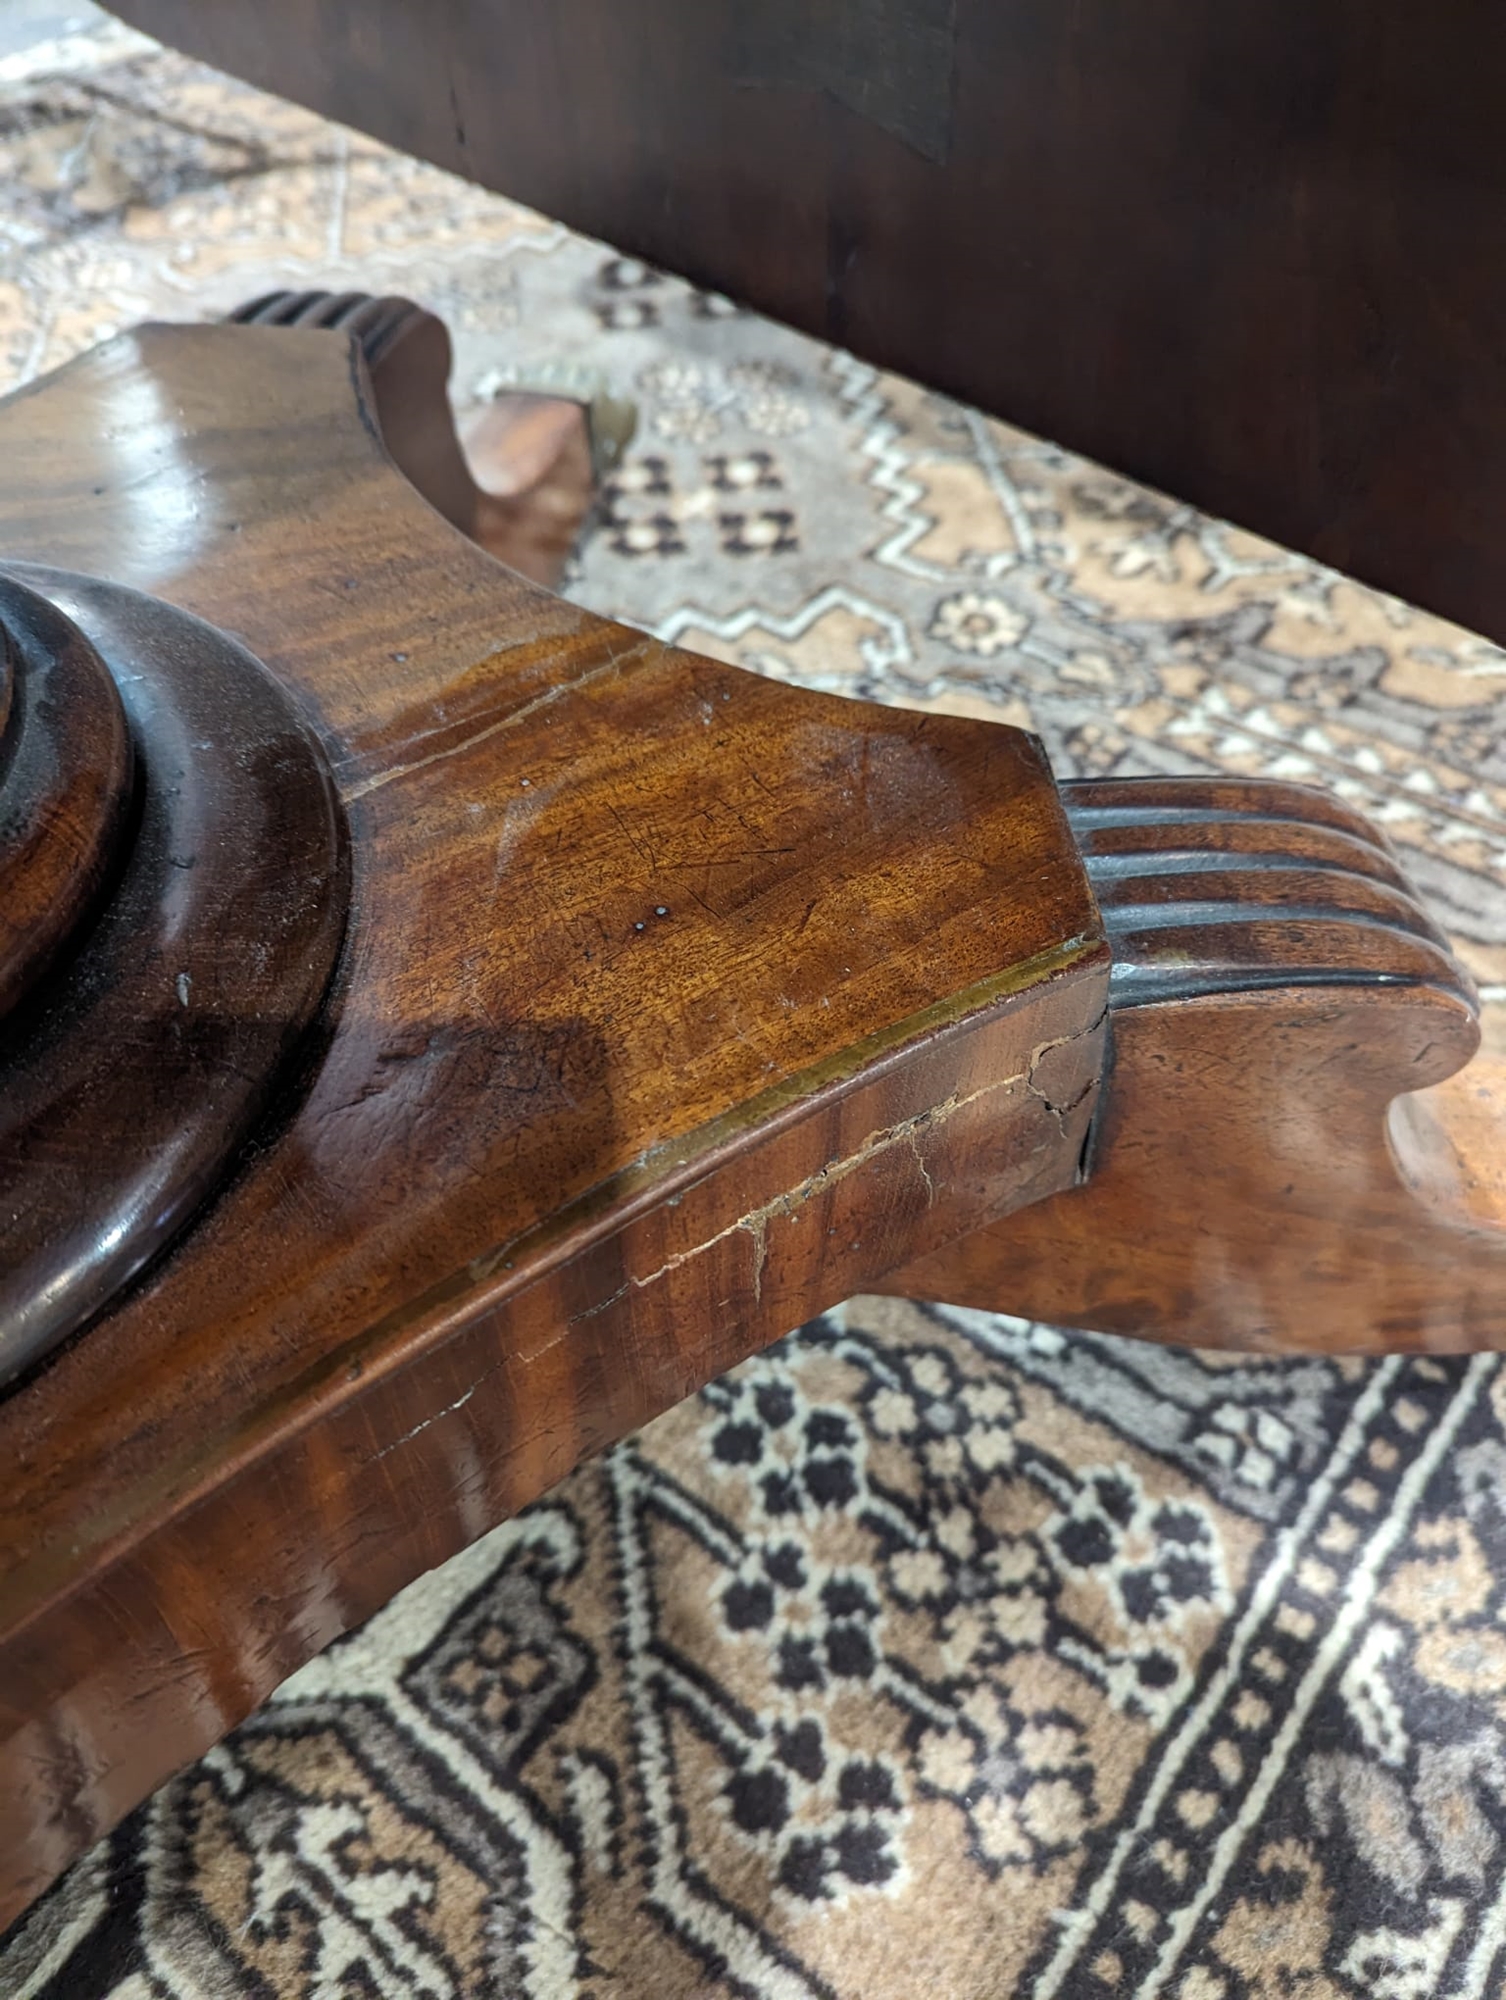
[886,776,1506,1354]
[229,289,621,585]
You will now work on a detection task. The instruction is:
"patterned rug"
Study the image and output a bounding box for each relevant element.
[4,22,1506,2000]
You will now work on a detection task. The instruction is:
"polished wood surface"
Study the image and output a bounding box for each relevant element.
[0,577,134,1018]
[3,290,1503,1932]
[889,777,1506,1351]
[0,320,1109,1926]
[0,566,349,1385]
[109,0,1506,642]
[230,288,599,585]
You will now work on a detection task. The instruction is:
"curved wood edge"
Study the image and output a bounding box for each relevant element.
[0,612,12,742]
[0,319,1108,1927]
[229,289,602,585]
[0,577,135,1020]
[885,776,1506,1354]
[0,567,350,1384]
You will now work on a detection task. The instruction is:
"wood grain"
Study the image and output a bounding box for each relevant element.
[6,296,1498,1934]
[888,776,1506,1352]
[0,322,1109,1926]
[108,0,1506,642]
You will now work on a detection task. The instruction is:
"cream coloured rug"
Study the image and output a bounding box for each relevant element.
[3,23,1506,2000]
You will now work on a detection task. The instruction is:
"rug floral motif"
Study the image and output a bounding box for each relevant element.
[2,23,1506,2000]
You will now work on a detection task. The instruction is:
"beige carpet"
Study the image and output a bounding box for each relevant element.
[3,23,1506,2000]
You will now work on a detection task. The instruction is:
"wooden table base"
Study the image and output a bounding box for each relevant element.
[0,298,1501,1928]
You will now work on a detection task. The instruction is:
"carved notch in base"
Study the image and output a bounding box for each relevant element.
[229,289,623,585]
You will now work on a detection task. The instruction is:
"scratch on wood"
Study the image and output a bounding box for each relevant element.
[344,643,643,801]
[909,1127,937,1206]
[563,1059,1043,1321]
[1026,1008,1108,1136]
[369,1379,482,1460]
